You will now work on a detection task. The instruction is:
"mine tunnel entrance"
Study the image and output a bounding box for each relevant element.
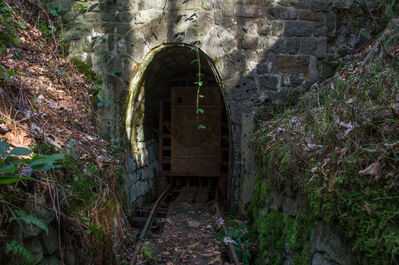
[128,45,230,203]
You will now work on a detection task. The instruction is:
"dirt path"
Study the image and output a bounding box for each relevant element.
[137,199,225,264]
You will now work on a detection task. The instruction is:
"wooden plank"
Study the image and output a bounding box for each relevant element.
[159,171,220,177]
[158,100,164,174]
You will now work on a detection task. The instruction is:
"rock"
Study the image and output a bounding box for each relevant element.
[25,237,44,264]
[311,222,356,265]
[357,28,371,47]
[267,7,298,20]
[257,75,279,90]
[22,222,43,239]
[70,31,82,41]
[333,0,354,9]
[276,56,310,74]
[218,49,247,78]
[282,196,297,217]
[312,252,339,265]
[278,0,312,8]
[38,256,62,265]
[326,11,337,36]
[234,5,266,18]
[187,221,201,229]
[239,114,256,213]
[41,225,59,255]
[24,196,55,226]
[300,38,319,55]
[289,75,305,87]
[299,11,325,22]
[284,21,314,37]
[64,246,76,265]
[286,38,300,54]
[257,21,284,36]
[311,1,333,12]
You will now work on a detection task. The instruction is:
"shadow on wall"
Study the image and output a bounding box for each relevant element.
[48,0,373,208]
[123,0,372,209]
[210,0,373,210]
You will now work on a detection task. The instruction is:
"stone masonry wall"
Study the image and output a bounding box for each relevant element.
[44,0,372,209]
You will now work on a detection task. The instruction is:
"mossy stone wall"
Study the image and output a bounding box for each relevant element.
[44,0,373,209]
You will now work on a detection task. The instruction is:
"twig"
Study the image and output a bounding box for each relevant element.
[360,25,391,69]
[374,196,399,200]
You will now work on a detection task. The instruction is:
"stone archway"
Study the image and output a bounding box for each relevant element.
[125,44,233,204]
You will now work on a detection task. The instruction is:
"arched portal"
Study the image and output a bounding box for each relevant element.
[126,44,232,203]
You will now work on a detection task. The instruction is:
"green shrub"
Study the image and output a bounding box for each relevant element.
[0,2,21,55]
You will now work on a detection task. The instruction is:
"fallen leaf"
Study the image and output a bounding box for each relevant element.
[328,173,337,191]
[188,242,200,249]
[161,246,170,256]
[359,161,382,180]
[187,220,201,228]
[362,201,372,214]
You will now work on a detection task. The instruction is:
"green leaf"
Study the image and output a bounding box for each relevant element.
[198,124,206,129]
[47,154,65,160]
[0,164,17,173]
[10,210,48,235]
[6,70,27,78]
[15,158,32,164]
[28,154,64,170]
[196,73,204,77]
[0,176,33,184]
[6,240,34,265]
[194,81,203,86]
[10,147,32,156]
[199,94,204,98]
[0,141,10,155]
[196,108,205,114]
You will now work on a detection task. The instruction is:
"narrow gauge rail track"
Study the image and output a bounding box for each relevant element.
[130,185,240,265]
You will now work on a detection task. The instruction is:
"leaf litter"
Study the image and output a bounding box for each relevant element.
[137,202,227,265]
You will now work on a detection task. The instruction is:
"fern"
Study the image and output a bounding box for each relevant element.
[9,209,48,235]
[6,240,34,265]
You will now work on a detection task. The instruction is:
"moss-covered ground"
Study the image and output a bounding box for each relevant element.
[249,24,399,265]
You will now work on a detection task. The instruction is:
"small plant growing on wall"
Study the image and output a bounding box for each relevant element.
[188,1,206,130]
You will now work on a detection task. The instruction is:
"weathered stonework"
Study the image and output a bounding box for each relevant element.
[44,0,372,210]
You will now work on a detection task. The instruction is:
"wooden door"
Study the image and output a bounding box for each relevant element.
[171,86,221,176]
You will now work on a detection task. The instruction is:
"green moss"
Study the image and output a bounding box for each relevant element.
[69,57,103,108]
[70,57,101,83]
[252,210,312,265]
[30,140,59,155]
[251,56,399,264]
[0,2,21,56]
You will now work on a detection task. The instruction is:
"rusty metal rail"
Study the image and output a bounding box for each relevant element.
[130,185,238,265]
[130,185,172,265]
